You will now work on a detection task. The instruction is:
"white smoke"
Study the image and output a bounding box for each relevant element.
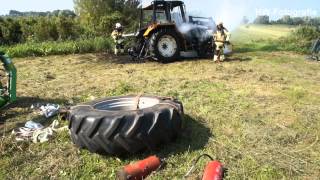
[140,0,252,30]
[212,0,253,31]
[177,23,213,43]
[178,23,197,34]
[183,0,253,31]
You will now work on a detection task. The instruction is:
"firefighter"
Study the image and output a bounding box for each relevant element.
[111,23,124,56]
[213,22,230,62]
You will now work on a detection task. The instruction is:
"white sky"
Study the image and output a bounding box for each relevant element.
[0,0,318,30]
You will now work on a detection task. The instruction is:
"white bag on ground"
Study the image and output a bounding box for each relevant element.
[40,104,60,118]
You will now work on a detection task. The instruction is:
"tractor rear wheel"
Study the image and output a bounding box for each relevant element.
[68,95,184,155]
[149,29,180,63]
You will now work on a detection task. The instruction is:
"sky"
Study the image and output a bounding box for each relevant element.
[0,0,319,30]
[0,0,74,15]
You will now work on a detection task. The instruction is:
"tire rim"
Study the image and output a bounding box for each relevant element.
[157,35,177,58]
[93,97,160,111]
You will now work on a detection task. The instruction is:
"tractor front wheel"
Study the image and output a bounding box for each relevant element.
[149,29,180,63]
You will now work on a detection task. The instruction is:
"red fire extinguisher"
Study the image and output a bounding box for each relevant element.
[185,154,225,180]
[202,160,224,180]
[117,154,224,180]
[117,155,163,180]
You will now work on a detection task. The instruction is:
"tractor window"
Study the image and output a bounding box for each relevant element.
[142,10,153,27]
[171,6,184,25]
[142,10,168,26]
[156,11,168,23]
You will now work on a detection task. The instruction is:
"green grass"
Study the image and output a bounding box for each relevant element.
[0,37,113,58]
[232,25,319,54]
[278,25,320,53]
[231,24,296,53]
[232,25,294,42]
[1,25,320,179]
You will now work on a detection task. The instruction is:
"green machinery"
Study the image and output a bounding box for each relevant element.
[311,38,320,61]
[0,52,16,108]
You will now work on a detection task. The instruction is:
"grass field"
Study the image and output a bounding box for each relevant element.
[0,37,113,58]
[1,25,320,179]
[232,25,295,41]
[231,24,297,53]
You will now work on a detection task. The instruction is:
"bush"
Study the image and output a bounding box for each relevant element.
[0,15,84,45]
[254,16,270,24]
[278,26,320,53]
[56,16,81,40]
[0,37,112,57]
[33,17,59,42]
[0,18,23,44]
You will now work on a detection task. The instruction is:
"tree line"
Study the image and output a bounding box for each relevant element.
[254,15,320,26]
[7,10,76,17]
[0,16,81,45]
[0,0,140,46]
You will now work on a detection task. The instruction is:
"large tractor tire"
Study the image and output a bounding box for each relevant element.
[149,29,180,63]
[68,95,184,155]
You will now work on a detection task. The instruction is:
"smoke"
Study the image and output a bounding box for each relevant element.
[177,23,212,43]
[178,23,198,34]
[141,0,252,31]
[183,0,253,31]
[212,0,253,30]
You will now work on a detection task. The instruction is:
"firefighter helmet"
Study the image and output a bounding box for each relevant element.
[115,23,122,29]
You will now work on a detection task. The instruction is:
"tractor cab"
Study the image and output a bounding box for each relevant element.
[140,1,186,28]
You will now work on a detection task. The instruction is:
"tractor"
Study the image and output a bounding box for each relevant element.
[128,0,216,62]
[0,52,16,108]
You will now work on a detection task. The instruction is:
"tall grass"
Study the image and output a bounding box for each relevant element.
[278,26,320,53]
[233,25,320,54]
[0,37,113,58]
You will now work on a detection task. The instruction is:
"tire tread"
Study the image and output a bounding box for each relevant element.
[68,96,184,155]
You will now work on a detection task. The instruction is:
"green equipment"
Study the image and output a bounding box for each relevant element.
[0,52,16,108]
[311,38,320,61]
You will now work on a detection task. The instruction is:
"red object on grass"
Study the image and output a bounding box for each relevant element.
[202,161,224,180]
[117,155,162,180]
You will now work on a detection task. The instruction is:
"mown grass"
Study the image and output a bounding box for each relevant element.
[232,25,294,42]
[231,24,297,53]
[0,37,113,58]
[232,25,320,54]
[1,25,320,179]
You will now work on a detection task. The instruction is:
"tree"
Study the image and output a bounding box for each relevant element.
[241,16,249,24]
[33,17,59,41]
[56,16,78,40]
[58,10,76,17]
[253,15,270,24]
[74,0,140,35]
[291,17,304,25]
[0,17,4,45]
[74,0,116,33]
[280,15,293,25]
[1,18,23,44]
[122,0,141,32]
[9,10,23,17]
[19,17,37,42]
